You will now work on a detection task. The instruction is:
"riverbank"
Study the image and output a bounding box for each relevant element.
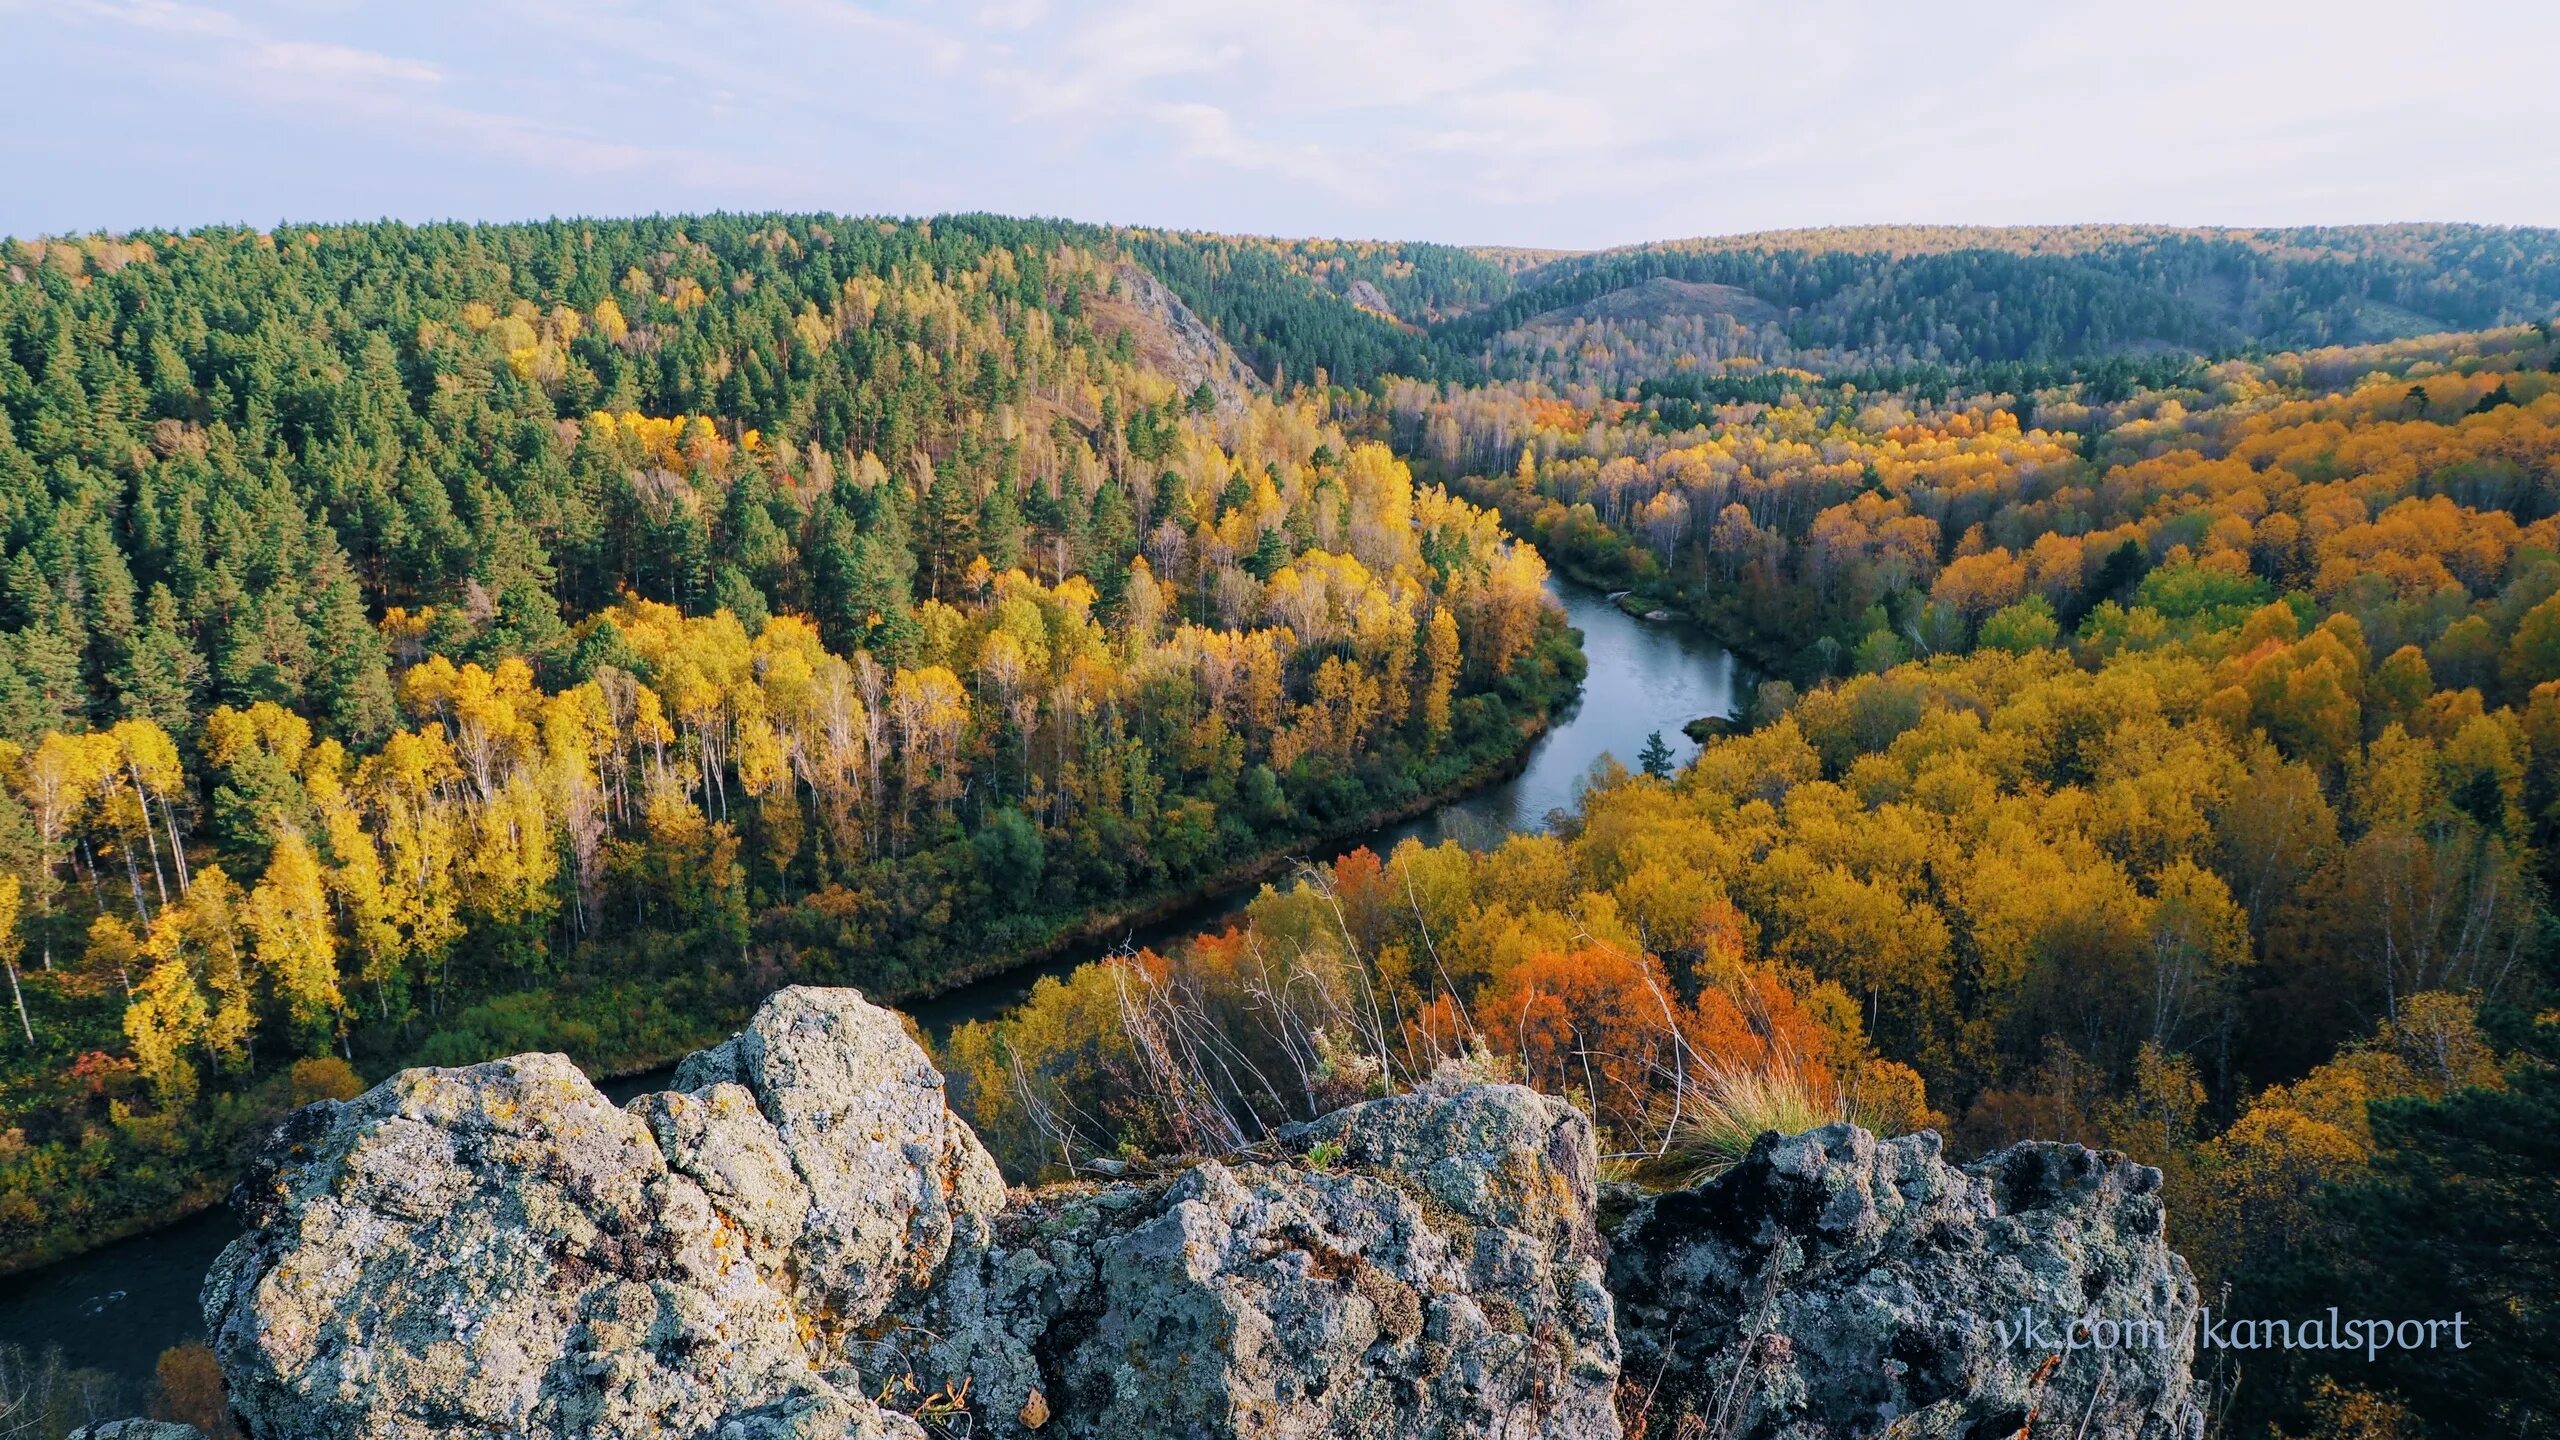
[1438,466,1803,692]
[889,704,1553,1013]
[0,578,1737,1395]
[0,625,1577,1282]
[1553,556,1799,685]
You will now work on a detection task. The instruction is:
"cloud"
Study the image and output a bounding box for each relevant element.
[1147,101,1373,199]
[253,41,441,88]
[7,0,2557,243]
[68,0,240,38]
[38,0,805,195]
[975,0,1046,29]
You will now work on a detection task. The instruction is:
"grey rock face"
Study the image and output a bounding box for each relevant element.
[67,1423,208,1440]
[201,986,998,1440]
[879,1079,1620,1440]
[658,986,1007,1335]
[1102,262,1265,408]
[1608,1124,2203,1440]
[200,982,2204,1440]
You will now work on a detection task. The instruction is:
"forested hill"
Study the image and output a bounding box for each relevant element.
[1444,223,2560,388]
[1088,222,2560,390]
[0,213,1574,1268]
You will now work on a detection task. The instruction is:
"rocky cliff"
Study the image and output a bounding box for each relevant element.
[189,988,2200,1440]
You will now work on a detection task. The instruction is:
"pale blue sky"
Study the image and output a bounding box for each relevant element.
[5,0,2554,248]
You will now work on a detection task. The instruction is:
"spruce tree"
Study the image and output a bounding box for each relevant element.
[306,551,397,745]
[115,585,206,741]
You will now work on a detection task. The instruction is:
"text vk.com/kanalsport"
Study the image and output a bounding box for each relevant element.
[1998,1309,2471,1360]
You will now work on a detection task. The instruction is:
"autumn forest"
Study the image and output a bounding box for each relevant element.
[2,216,2557,1437]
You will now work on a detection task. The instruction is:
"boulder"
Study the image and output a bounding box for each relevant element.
[655,986,1006,1334]
[878,1078,1621,1440]
[1608,1124,2203,1440]
[200,986,1000,1440]
[68,1424,207,1440]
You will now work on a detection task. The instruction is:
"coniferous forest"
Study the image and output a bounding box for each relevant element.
[4,214,2559,1438]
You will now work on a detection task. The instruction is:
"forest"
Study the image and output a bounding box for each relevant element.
[1111,223,2560,391]
[964,323,2560,1438]
[2,214,2555,1438]
[0,215,1571,1272]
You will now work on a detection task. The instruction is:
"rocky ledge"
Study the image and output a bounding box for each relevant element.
[1610,1125,2205,1440]
[183,987,2199,1440]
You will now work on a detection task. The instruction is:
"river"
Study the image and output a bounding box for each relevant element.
[0,579,1739,1402]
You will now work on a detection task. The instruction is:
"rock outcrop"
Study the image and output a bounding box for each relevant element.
[202,984,2202,1440]
[201,987,999,1440]
[1608,1124,2203,1440]
[1091,262,1265,409]
[67,1423,207,1440]
[878,1078,1619,1440]
[654,985,1005,1334]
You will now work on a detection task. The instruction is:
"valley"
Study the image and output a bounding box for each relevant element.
[0,215,2552,1437]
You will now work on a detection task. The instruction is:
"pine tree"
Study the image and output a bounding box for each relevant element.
[115,585,207,742]
[2255,1013,2560,1434]
[5,616,88,742]
[1207,470,1245,524]
[978,478,1025,572]
[1637,730,1675,779]
[306,553,397,745]
[1083,480,1137,576]
[1245,525,1290,581]
[75,520,138,714]
[920,466,979,601]
[487,555,571,670]
[568,615,643,682]
[713,566,771,634]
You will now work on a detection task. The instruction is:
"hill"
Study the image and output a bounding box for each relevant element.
[1075,223,2560,397]
[1427,223,2560,389]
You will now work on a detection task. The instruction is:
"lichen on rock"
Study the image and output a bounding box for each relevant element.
[201,986,994,1440]
[1607,1123,2204,1440]
[875,1077,1621,1440]
[198,986,2203,1440]
[654,985,1007,1333]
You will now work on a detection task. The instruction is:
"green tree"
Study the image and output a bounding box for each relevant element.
[2251,1010,2560,1437]
[1978,594,2060,653]
[1637,730,1675,779]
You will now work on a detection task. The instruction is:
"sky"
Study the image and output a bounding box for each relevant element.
[5,0,2556,249]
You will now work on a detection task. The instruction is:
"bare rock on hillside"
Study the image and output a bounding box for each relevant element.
[1091,262,1266,406]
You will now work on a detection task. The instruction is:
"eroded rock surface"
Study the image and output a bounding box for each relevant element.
[201,987,997,1440]
[1608,1124,2204,1440]
[201,984,2203,1440]
[878,1079,1621,1440]
[656,985,1005,1333]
